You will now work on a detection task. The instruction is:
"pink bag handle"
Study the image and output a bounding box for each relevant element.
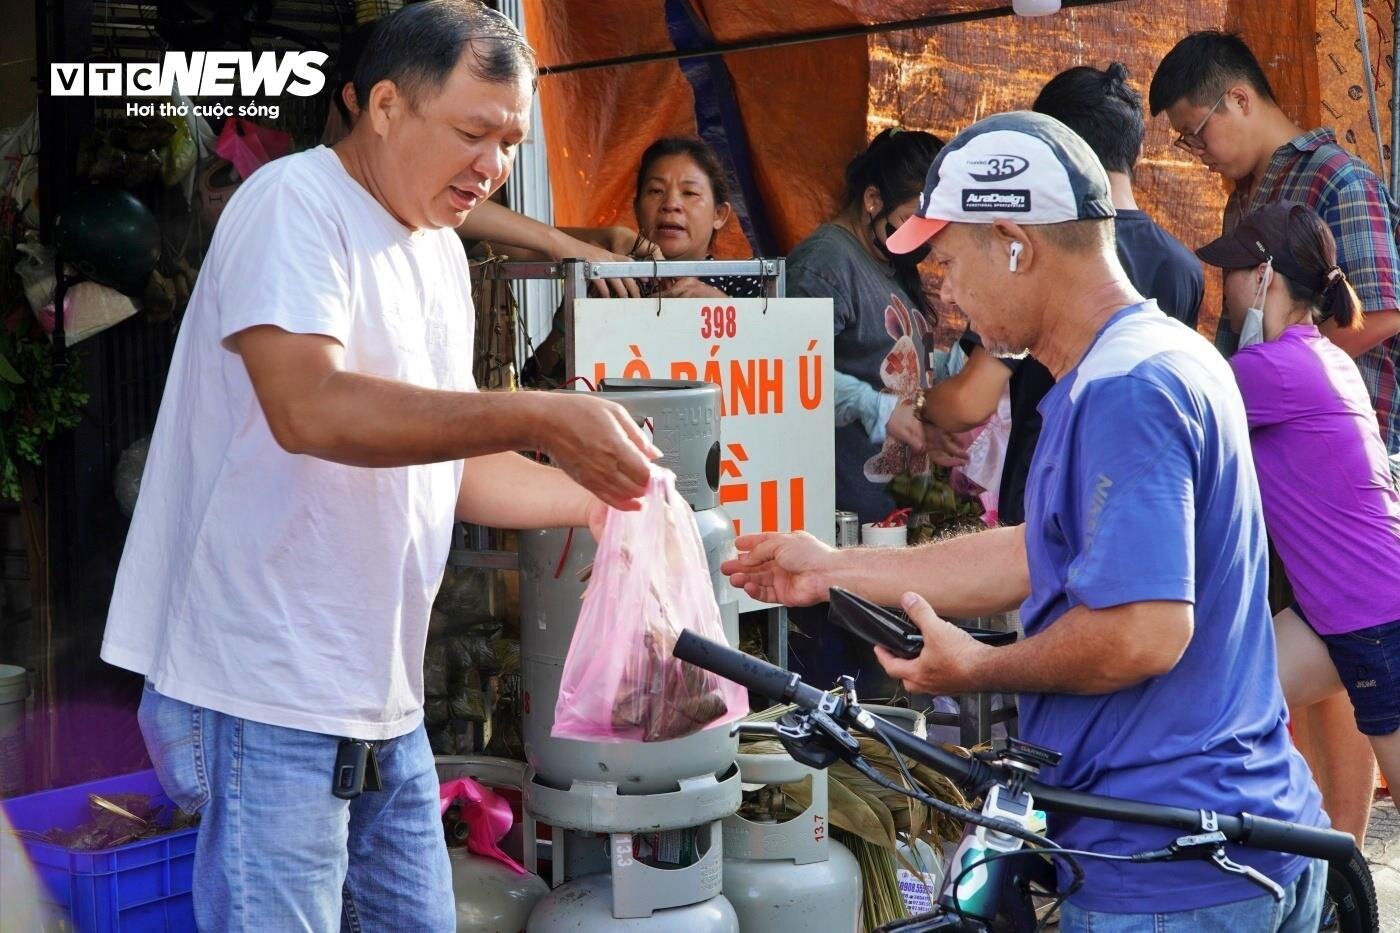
[439,777,526,875]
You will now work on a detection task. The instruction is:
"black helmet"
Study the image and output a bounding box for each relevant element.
[55,187,160,296]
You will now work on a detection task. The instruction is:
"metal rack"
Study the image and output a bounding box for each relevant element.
[476,258,786,374]
[452,258,792,667]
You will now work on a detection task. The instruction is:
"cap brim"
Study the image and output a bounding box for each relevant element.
[1195,231,1263,270]
[885,215,949,255]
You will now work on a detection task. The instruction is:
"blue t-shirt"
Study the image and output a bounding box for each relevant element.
[1021,302,1325,912]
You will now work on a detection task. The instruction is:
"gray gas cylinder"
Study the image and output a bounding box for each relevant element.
[596,379,719,511]
[450,848,549,933]
[519,379,741,810]
[721,753,862,933]
[527,875,739,933]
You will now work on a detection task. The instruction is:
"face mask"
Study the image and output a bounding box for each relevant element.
[874,216,931,267]
[1238,259,1272,349]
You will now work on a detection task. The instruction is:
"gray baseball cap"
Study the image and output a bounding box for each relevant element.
[886,110,1115,254]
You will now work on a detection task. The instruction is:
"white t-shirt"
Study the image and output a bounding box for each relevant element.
[102,146,476,740]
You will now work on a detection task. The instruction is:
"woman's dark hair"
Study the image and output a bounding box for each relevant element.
[843,128,944,313]
[1033,63,1143,175]
[633,137,732,206]
[1148,30,1274,116]
[353,0,536,115]
[1281,205,1363,329]
[842,127,944,216]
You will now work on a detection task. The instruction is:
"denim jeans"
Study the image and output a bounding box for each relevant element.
[138,684,452,932]
[1059,855,1326,932]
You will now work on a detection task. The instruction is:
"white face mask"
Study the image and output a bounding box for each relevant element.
[1238,259,1273,349]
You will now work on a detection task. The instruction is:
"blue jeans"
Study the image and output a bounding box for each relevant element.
[138,684,452,932]
[1059,856,1326,931]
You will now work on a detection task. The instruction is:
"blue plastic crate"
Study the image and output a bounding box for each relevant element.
[2,770,197,932]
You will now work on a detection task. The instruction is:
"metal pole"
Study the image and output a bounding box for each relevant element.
[539,0,1129,77]
[1391,4,1400,197]
[563,259,585,380]
[1354,0,1389,181]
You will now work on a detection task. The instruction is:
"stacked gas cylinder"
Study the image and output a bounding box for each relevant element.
[518,380,860,932]
[520,381,742,930]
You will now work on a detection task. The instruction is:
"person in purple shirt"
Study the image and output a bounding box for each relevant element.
[1197,201,1400,834]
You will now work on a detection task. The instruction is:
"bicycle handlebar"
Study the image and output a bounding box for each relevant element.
[675,630,1354,864]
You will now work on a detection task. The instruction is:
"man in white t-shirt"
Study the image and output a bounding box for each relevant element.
[101,4,657,930]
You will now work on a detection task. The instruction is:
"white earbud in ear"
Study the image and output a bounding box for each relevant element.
[1009,241,1023,273]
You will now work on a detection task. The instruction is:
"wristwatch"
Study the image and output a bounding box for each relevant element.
[912,389,930,425]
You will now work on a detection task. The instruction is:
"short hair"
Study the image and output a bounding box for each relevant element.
[1148,30,1274,116]
[634,137,732,206]
[970,217,1116,256]
[352,1,537,114]
[1033,63,1144,174]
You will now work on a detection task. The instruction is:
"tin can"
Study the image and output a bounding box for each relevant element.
[835,511,860,548]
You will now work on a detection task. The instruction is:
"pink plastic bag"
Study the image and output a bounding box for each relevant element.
[552,469,746,743]
[214,117,292,181]
[439,777,525,875]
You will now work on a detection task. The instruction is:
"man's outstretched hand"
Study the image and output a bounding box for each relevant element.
[720,531,837,606]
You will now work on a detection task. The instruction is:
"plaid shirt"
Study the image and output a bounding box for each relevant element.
[1224,128,1400,454]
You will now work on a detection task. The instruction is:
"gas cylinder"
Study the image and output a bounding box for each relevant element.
[526,874,739,932]
[519,380,741,800]
[450,847,549,933]
[721,753,862,933]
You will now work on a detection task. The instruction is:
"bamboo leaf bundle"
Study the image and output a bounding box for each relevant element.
[834,827,906,928]
[740,704,973,928]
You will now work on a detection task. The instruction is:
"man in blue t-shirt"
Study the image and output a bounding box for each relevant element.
[723,112,1326,928]
[925,63,1204,526]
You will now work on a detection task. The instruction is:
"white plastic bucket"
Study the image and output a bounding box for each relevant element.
[0,664,29,796]
[861,523,907,548]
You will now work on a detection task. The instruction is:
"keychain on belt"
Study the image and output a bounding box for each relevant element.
[332,739,382,799]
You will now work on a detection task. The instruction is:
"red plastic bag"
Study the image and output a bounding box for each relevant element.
[552,469,746,743]
[214,117,292,182]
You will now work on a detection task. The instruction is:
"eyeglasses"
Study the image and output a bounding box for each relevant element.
[1173,91,1228,153]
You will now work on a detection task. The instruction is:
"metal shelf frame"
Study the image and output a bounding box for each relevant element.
[476,258,786,376]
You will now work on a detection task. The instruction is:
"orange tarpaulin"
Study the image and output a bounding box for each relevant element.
[522,0,1386,339]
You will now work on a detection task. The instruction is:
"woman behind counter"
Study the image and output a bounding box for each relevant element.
[782,129,945,694]
[786,128,945,525]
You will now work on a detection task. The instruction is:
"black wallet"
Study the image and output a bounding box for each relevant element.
[827,587,1019,660]
[828,587,924,659]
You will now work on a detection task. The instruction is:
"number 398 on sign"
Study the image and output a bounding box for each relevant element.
[700,305,738,339]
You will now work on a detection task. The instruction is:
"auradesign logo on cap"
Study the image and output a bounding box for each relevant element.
[967,155,1029,182]
[963,189,1031,212]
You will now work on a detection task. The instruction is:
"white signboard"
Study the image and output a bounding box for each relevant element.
[573,297,835,613]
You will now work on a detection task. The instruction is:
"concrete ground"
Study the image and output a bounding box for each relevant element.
[1364,795,1400,929]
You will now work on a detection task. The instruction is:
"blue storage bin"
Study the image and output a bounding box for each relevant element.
[1,770,197,932]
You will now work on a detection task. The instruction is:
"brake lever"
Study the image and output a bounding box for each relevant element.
[1209,849,1284,901]
[736,689,864,771]
[1130,830,1285,902]
[730,721,780,738]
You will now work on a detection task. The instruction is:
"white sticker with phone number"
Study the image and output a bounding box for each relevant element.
[897,868,940,914]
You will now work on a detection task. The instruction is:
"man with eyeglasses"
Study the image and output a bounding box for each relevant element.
[1150,32,1400,461]
[1151,30,1400,854]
